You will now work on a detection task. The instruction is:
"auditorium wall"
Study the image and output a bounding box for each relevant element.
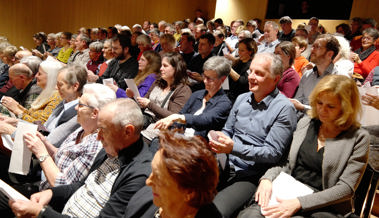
[0,0,377,49]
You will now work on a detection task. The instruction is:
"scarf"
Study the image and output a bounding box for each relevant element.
[355,45,376,61]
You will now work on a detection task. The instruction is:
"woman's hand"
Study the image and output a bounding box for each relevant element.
[87,70,99,83]
[350,52,362,64]
[23,132,48,158]
[0,121,16,135]
[261,198,301,218]
[105,83,119,92]
[126,88,135,98]
[155,114,185,130]
[136,97,150,108]
[255,179,273,207]
[9,199,43,217]
[1,96,20,113]
[362,93,379,110]
[208,131,234,154]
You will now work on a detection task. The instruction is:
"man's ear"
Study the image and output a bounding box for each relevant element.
[91,108,99,119]
[123,46,130,56]
[124,124,135,137]
[273,75,280,84]
[326,50,334,60]
[72,82,80,92]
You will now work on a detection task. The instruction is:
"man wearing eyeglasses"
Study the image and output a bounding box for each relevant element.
[291,34,340,117]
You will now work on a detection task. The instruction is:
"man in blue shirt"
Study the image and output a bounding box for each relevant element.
[209,52,297,217]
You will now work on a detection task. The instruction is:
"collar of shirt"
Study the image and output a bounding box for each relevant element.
[196,88,225,105]
[248,88,279,107]
[116,136,144,167]
[63,99,79,111]
[313,63,335,78]
[265,39,279,48]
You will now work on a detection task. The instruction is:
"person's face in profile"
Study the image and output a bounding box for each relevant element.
[146,150,191,211]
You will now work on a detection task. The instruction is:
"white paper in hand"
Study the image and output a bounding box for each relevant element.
[261,172,314,217]
[124,79,140,100]
[207,130,224,147]
[9,122,38,175]
[222,76,229,90]
[103,78,114,86]
[0,179,29,201]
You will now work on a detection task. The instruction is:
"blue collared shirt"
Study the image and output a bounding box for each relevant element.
[223,89,297,177]
[257,39,280,54]
[181,88,232,138]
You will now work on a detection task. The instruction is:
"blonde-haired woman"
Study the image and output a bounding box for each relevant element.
[239,75,369,218]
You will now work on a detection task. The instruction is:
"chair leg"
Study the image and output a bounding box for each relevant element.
[361,170,379,218]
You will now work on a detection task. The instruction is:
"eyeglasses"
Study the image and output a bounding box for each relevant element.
[78,103,95,109]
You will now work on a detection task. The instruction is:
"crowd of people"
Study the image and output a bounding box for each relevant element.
[0,12,377,218]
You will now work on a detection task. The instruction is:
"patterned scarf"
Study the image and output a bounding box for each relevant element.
[355,45,376,61]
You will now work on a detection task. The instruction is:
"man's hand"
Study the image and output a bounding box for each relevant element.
[289,98,305,111]
[208,131,234,154]
[188,71,203,82]
[9,199,43,217]
[30,189,53,206]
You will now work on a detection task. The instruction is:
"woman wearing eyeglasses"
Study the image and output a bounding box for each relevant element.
[23,83,115,190]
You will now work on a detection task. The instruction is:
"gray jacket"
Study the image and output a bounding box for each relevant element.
[261,116,369,215]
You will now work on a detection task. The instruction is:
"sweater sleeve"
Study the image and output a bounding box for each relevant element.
[22,92,62,124]
[147,84,192,120]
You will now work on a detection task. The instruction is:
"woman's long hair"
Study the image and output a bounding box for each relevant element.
[134,50,161,86]
[31,59,63,109]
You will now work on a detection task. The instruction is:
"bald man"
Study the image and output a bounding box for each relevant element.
[0,63,41,115]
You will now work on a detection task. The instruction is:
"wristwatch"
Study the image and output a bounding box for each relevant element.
[38,154,50,163]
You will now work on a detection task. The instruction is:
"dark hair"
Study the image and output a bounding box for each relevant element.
[108,26,118,35]
[336,23,352,37]
[181,32,196,44]
[33,32,47,42]
[159,130,219,208]
[239,38,257,59]
[62,32,72,40]
[276,41,296,66]
[199,32,215,45]
[317,34,340,61]
[100,28,108,37]
[214,18,224,26]
[113,34,132,50]
[156,52,187,89]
